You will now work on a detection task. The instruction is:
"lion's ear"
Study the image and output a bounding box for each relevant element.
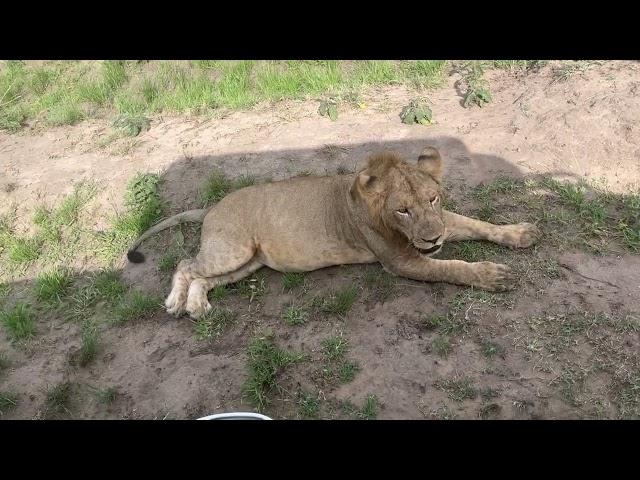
[417,146,443,183]
[350,170,382,199]
[358,172,379,190]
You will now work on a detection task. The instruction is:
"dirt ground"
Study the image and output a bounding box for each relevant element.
[1,60,639,419]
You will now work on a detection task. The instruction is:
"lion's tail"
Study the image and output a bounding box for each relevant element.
[126,209,209,264]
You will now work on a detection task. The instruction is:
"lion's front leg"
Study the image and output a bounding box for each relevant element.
[382,255,515,292]
[443,210,540,249]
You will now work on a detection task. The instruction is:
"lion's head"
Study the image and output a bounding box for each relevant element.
[351,146,446,256]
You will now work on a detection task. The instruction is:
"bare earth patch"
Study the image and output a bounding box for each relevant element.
[1,61,639,419]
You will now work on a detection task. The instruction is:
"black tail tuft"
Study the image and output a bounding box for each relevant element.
[127,250,145,263]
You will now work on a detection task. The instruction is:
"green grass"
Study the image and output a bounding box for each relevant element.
[459,61,492,108]
[282,305,308,326]
[282,272,305,291]
[91,269,126,302]
[158,251,179,273]
[434,376,478,402]
[491,60,547,71]
[322,334,349,362]
[0,282,9,300]
[0,352,10,372]
[359,394,378,420]
[0,60,463,132]
[432,335,452,357]
[6,237,41,265]
[95,386,118,405]
[98,172,165,262]
[208,285,228,301]
[1,303,36,341]
[341,394,379,419]
[481,339,505,359]
[35,268,72,303]
[194,307,236,340]
[234,272,268,302]
[243,335,306,411]
[448,240,503,263]
[200,170,256,206]
[422,313,467,336]
[298,391,320,419]
[113,291,160,325]
[66,270,126,322]
[479,402,502,419]
[466,175,640,253]
[312,285,359,317]
[68,319,99,367]
[45,382,73,416]
[338,360,360,383]
[429,405,458,420]
[0,392,18,414]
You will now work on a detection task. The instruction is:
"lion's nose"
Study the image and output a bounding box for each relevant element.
[422,235,441,244]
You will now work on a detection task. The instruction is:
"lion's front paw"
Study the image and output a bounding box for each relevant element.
[471,262,516,292]
[500,223,541,249]
[186,294,212,320]
[165,291,186,317]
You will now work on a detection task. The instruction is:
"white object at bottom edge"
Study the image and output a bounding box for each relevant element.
[197,412,272,420]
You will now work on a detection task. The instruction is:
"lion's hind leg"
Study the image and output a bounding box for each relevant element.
[166,236,257,318]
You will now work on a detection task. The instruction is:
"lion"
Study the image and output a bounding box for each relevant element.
[127,146,540,319]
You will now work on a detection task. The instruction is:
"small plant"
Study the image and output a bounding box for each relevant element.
[434,375,477,402]
[35,268,72,303]
[112,113,150,137]
[194,307,236,340]
[313,285,358,317]
[0,392,18,415]
[338,360,360,383]
[96,387,118,405]
[400,99,432,125]
[69,319,99,367]
[461,62,492,108]
[282,272,305,291]
[45,382,73,417]
[1,303,36,341]
[322,334,349,362]
[91,269,126,302]
[235,273,268,303]
[432,335,452,357]
[282,305,308,326]
[97,172,165,261]
[200,170,256,206]
[481,339,505,359]
[113,291,160,325]
[318,98,338,121]
[298,391,320,418]
[422,314,447,330]
[124,172,163,211]
[243,335,306,411]
[158,251,179,273]
[7,237,41,265]
[359,394,378,419]
[209,285,228,301]
[0,352,10,373]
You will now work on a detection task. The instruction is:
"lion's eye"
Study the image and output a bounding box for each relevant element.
[430,196,439,206]
[397,208,410,216]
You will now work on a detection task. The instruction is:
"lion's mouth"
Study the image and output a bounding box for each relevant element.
[414,244,442,255]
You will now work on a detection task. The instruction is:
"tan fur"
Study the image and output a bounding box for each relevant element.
[129,146,541,319]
